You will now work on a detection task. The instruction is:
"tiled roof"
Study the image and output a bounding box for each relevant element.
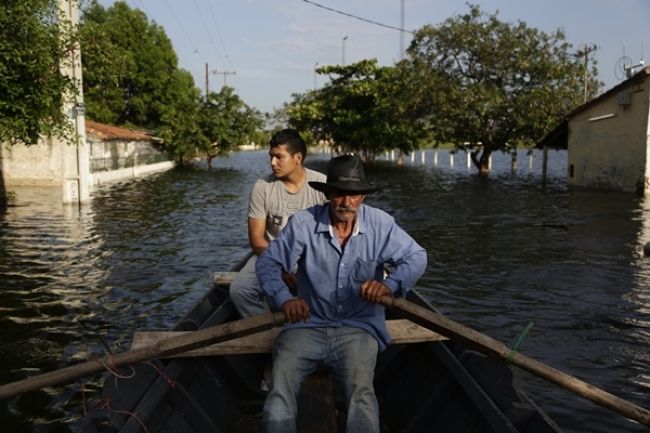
[85,120,155,141]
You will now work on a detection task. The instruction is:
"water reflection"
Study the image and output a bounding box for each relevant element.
[0,149,649,432]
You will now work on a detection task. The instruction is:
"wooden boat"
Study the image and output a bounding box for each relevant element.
[78,263,563,433]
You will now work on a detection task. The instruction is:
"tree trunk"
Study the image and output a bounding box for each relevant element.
[478,149,491,176]
[470,147,491,176]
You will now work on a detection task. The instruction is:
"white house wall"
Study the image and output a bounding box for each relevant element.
[2,136,174,189]
[568,75,650,192]
[0,136,68,186]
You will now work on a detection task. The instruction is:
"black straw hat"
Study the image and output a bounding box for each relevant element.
[309,154,380,194]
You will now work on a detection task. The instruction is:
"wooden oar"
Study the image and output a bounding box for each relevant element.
[0,311,286,401]
[379,295,650,427]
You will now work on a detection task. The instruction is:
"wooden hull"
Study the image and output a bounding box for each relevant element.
[78,278,562,433]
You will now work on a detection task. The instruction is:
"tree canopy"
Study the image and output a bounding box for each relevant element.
[197,86,263,167]
[286,59,431,162]
[80,1,191,129]
[402,4,599,174]
[79,0,263,163]
[284,4,598,173]
[0,0,75,145]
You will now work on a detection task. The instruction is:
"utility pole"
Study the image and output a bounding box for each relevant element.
[58,0,90,204]
[314,62,319,90]
[399,0,405,59]
[205,62,209,96]
[212,70,236,87]
[342,35,348,65]
[575,43,597,103]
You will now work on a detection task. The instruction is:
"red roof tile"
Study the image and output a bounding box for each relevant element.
[85,120,154,141]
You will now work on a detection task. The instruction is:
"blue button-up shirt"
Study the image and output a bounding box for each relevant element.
[256,203,427,350]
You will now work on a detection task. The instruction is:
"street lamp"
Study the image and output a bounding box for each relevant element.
[342,35,348,65]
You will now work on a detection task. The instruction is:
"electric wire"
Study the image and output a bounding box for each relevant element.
[205,0,235,70]
[121,0,199,76]
[160,0,202,78]
[301,0,414,34]
[192,0,224,62]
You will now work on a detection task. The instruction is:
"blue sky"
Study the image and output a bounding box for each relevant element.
[94,0,649,114]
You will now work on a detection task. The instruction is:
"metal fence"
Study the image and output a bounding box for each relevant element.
[90,153,171,173]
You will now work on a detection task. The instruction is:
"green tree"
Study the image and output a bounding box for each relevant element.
[286,59,429,162]
[79,0,202,160]
[405,4,600,175]
[157,69,202,164]
[0,0,76,145]
[80,0,181,127]
[197,86,263,167]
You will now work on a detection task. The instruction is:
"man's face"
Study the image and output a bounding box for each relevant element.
[269,144,302,179]
[327,191,365,223]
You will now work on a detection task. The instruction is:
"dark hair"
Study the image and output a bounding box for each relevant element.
[269,129,307,161]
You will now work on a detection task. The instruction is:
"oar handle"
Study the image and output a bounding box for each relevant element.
[0,311,287,400]
[379,295,650,427]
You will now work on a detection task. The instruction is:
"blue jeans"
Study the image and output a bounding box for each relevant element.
[263,327,380,433]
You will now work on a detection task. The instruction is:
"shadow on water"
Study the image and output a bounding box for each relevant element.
[0,149,648,432]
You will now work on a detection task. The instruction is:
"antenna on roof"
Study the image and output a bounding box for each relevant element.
[615,46,645,80]
[625,59,645,78]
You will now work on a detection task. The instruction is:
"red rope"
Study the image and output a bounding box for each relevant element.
[95,355,135,379]
[84,395,151,433]
[80,356,176,433]
[115,410,152,433]
[145,361,176,388]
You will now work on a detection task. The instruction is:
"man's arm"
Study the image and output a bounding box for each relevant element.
[248,217,268,256]
[373,215,427,297]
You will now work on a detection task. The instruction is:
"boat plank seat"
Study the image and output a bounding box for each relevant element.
[130,319,447,357]
[213,271,238,287]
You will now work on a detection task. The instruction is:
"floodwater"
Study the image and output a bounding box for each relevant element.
[0,149,648,433]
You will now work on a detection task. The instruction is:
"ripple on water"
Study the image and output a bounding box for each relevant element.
[1,150,650,433]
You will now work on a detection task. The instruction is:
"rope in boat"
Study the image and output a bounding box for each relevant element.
[79,358,178,432]
[95,354,136,379]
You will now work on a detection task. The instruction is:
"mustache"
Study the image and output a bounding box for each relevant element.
[335,206,356,213]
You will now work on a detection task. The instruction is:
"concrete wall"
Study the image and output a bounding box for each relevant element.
[0,136,68,186]
[91,160,175,185]
[1,136,174,189]
[568,75,650,192]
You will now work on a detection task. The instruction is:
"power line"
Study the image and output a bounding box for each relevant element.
[192,0,223,60]
[205,0,235,70]
[161,0,201,77]
[128,0,153,18]
[302,0,414,34]
[399,0,405,58]
[162,0,199,55]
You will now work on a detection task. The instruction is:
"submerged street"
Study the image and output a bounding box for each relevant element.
[0,149,648,432]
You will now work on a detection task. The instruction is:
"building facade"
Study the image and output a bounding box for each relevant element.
[568,67,650,192]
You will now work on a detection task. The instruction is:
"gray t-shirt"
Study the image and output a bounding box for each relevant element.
[248,168,327,241]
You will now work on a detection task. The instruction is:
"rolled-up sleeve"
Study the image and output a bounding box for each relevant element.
[377,218,427,297]
[383,248,427,296]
